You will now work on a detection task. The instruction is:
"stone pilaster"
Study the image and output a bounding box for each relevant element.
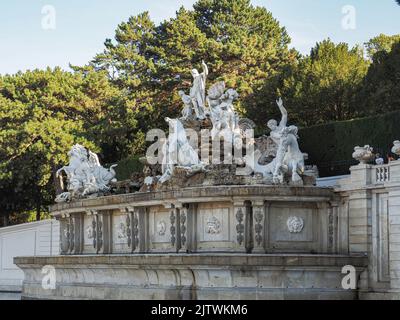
[123,206,148,253]
[86,210,103,254]
[138,207,149,253]
[85,209,112,254]
[59,214,69,255]
[346,165,371,255]
[61,212,84,255]
[118,207,132,251]
[252,201,265,253]
[348,190,371,254]
[233,201,248,252]
[388,186,400,292]
[72,212,84,254]
[329,201,339,254]
[186,203,197,253]
[350,164,373,186]
[126,206,140,253]
[100,210,112,254]
[337,198,349,254]
[179,204,188,253]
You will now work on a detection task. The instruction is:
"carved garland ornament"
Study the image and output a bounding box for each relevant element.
[170,210,176,246]
[126,212,132,248]
[254,209,263,246]
[236,208,245,245]
[132,211,139,250]
[97,217,103,252]
[92,216,97,249]
[180,209,187,246]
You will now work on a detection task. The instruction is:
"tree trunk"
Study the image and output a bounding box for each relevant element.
[36,203,41,221]
[2,213,9,227]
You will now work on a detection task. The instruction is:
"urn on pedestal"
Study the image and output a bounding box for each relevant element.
[391,140,400,158]
[352,145,374,164]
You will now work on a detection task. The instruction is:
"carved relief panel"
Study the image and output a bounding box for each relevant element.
[149,206,175,252]
[199,207,229,242]
[266,203,320,253]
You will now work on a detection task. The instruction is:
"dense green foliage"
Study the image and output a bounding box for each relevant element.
[89,0,294,150]
[365,33,400,60]
[358,42,400,116]
[1,0,400,225]
[299,111,400,177]
[0,67,121,224]
[280,40,370,127]
[114,156,144,181]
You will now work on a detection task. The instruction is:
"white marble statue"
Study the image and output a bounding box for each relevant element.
[268,98,305,183]
[55,144,117,202]
[392,141,400,157]
[244,148,275,178]
[179,90,194,120]
[207,81,241,143]
[267,98,305,184]
[207,81,226,122]
[159,118,206,183]
[190,60,209,120]
[245,98,305,184]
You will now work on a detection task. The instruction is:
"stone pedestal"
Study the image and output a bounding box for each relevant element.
[18,185,362,300]
[15,254,367,300]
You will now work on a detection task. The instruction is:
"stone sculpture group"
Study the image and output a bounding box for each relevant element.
[55,61,313,202]
[160,61,308,185]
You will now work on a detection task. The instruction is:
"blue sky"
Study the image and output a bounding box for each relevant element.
[0,0,399,75]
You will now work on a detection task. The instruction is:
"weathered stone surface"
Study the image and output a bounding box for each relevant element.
[15,254,367,300]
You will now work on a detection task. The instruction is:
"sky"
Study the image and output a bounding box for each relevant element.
[0,0,399,75]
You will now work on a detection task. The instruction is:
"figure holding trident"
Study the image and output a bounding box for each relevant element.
[190,60,209,120]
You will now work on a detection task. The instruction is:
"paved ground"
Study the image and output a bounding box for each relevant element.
[0,292,21,300]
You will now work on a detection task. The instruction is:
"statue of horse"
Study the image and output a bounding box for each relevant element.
[55,144,117,202]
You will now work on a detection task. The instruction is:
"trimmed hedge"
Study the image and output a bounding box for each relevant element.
[298,111,400,177]
[114,155,144,181]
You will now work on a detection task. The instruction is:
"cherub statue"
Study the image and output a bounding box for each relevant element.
[179,90,193,120]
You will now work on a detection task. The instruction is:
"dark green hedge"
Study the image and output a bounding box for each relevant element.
[114,155,144,181]
[298,111,400,177]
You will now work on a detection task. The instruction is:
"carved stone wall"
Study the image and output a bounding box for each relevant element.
[52,186,339,255]
[15,255,367,300]
[336,160,400,299]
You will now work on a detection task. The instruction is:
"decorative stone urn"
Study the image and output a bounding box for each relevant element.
[352,145,374,164]
[391,140,400,157]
